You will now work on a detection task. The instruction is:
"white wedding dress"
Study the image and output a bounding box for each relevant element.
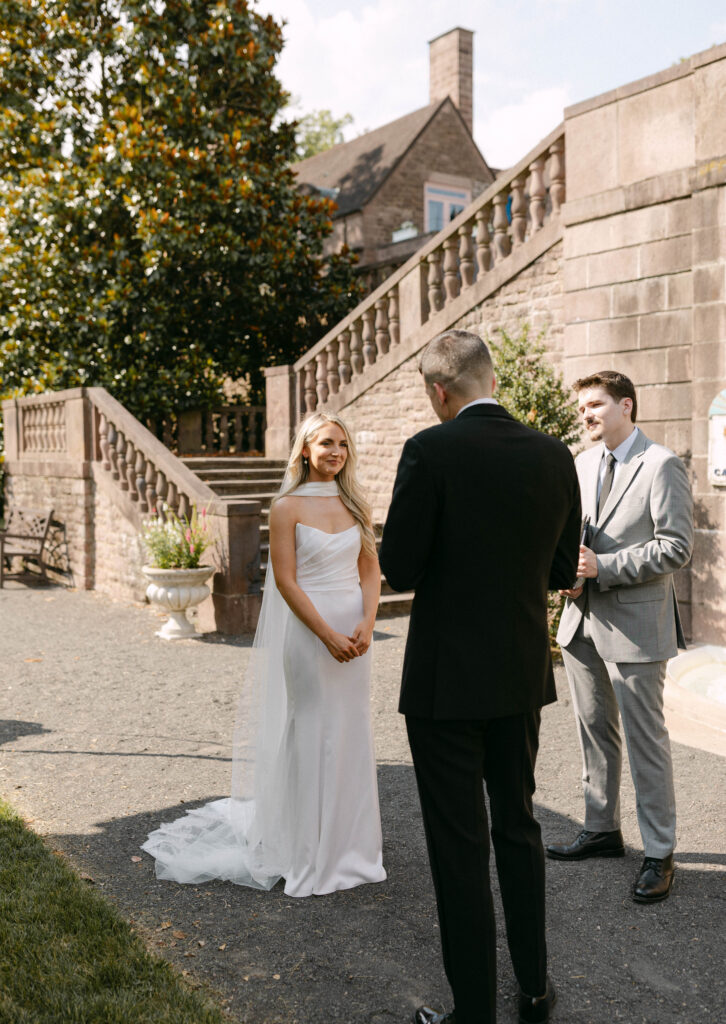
[142,481,386,897]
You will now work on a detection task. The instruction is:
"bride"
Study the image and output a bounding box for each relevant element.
[142,412,386,897]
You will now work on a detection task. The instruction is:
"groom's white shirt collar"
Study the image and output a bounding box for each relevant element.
[456,398,498,417]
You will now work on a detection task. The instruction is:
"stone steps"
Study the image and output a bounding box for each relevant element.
[183,455,411,618]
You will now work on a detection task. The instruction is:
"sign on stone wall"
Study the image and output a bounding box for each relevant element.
[708,390,726,487]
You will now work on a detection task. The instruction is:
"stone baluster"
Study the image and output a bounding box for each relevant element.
[443,236,460,302]
[219,410,229,451]
[427,250,443,313]
[135,450,148,512]
[315,351,329,406]
[529,157,546,232]
[125,440,138,499]
[116,431,128,490]
[387,289,400,347]
[549,138,565,214]
[166,480,179,514]
[107,424,119,480]
[362,308,376,365]
[374,297,390,356]
[178,492,190,520]
[247,409,257,451]
[458,223,475,288]
[145,460,158,514]
[326,341,340,395]
[349,322,363,375]
[204,411,215,451]
[475,207,492,275]
[510,176,527,247]
[156,470,168,510]
[98,413,111,471]
[303,361,317,413]
[492,192,511,262]
[336,331,350,387]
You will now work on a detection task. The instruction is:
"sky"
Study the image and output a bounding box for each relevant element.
[253,0,726,169]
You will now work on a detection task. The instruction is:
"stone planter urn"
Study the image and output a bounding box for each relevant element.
[142,565,215,640]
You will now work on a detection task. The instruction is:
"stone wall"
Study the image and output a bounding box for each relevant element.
[92,480,147,603]
[340,240,565,521]
[560,42,726,643]
[3,464,93,589]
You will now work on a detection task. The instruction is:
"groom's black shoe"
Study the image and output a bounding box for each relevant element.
[546,828,624,860]
[519,976,557,1023]
[412,1007,455,1024]
[632,853,675,903]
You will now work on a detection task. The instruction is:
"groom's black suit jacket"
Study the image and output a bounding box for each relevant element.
[379,403,581,720]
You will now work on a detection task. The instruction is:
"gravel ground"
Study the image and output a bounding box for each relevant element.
[1,579,724,1024]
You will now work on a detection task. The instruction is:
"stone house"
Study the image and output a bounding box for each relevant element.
[293,28,495,293]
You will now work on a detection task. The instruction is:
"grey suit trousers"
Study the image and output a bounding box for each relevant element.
[562,616,676,858]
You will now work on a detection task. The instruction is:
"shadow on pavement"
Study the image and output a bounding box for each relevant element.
[43,766,724,1024]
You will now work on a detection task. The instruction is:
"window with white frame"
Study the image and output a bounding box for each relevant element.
[424,183,471,233]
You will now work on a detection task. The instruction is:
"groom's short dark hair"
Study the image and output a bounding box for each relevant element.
[419,330,494,395]
[573,370,638,423]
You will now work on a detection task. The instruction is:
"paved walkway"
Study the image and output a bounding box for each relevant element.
[1,580,724,1024]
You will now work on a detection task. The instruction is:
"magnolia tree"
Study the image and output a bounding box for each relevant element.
[0,0,362,420]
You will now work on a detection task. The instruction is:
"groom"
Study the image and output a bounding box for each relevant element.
[380,330,581,1024]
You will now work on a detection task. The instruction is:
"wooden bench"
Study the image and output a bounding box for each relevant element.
[0,508,54,587]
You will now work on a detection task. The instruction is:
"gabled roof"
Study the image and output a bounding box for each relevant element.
[293,98,488,218]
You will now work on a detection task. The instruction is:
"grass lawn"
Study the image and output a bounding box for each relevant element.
[0,799,229,1023]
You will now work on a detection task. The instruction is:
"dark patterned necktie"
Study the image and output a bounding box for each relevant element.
[597,453,616,517]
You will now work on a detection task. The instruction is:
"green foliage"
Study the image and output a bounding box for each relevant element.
[489,324,581,653]
[294,107,354,160]
[0,797,226,1022]
[142,503,211,568]
[0,0,363,420]
[490,325,581,447]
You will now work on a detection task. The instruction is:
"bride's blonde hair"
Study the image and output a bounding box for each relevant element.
[274,412,377,557]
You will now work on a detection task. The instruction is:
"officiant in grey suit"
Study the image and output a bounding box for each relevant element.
[548,371,693,904]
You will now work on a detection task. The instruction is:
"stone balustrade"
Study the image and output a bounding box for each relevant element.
[293,125,565,421]
[91,389,217,520]
[2,387,262,633]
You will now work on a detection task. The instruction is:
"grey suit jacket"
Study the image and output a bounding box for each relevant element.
[557,430,693,663]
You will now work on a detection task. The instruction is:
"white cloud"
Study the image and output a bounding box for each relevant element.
[476,86,570,170]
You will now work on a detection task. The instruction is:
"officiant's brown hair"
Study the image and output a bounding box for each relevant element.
[573,370,638,423]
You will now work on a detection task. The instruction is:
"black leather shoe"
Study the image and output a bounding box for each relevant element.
[519,975,557,1023]
[546,829,624,860]
[632,854,675,903]
[412,1007,455,1024]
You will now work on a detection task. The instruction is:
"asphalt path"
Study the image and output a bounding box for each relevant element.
[1,579,724,1024]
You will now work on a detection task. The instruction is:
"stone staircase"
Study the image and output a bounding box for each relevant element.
[182,455,413,616]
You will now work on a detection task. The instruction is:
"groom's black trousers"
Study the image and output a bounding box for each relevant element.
[406,711,547,1024]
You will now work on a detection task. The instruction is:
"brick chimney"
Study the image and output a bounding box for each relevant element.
[429,27,474,135]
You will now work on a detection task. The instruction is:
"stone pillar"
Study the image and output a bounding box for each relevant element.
[429,27,474,134]
[1,399,19,461]
[197,499,263,634]
[178,410,202,454]
[264,364,295,460]
[65,389,93,463]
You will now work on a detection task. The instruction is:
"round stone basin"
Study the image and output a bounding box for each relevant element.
[665,645,726,736]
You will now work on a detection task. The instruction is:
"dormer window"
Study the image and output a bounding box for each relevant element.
[424,183,471,233]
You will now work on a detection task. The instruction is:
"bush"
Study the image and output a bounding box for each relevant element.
[489,325,581,652]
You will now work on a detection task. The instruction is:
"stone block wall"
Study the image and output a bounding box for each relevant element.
[339,241,565,521]
[560,43,726,643]
[3,464,94,589]
[92,482,147,603]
